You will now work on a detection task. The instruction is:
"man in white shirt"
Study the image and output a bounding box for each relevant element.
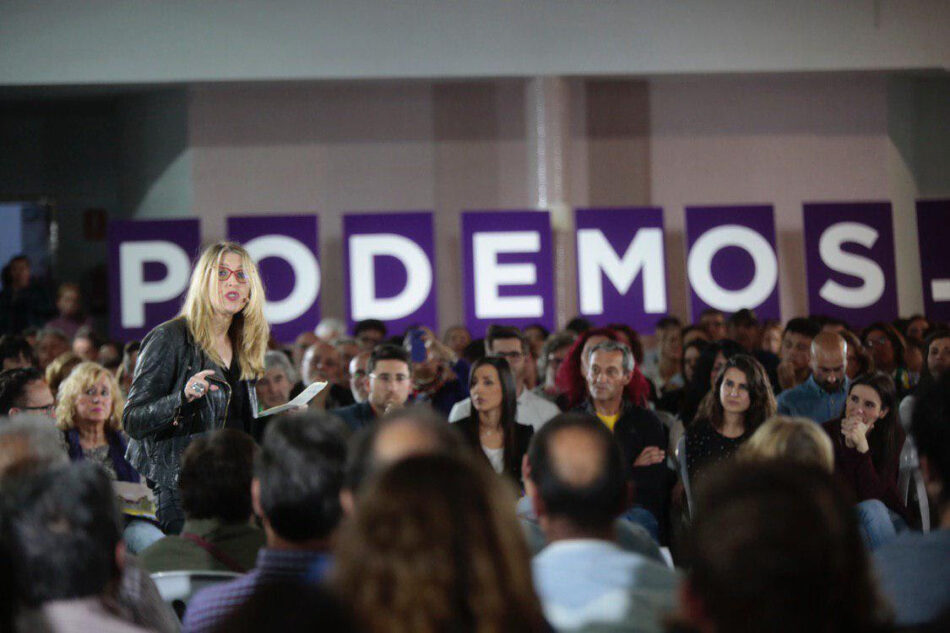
[525,413,678,632]
[449,325,560,430]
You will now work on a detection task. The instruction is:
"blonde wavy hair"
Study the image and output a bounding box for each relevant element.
[180,242,268,380]
[55,361,124,432]
[333,454,548,633]
[740,415,835,473]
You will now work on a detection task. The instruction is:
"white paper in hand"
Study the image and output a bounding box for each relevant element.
[259,381,328,417]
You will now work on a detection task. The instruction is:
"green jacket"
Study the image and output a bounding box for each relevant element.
[140,517,265,573]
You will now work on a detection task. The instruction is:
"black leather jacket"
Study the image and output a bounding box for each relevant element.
[123,317,258,488]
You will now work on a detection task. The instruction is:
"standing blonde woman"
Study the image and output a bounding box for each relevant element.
[123,242,269,534]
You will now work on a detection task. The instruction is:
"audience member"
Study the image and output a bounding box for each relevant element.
[680,325,709,347]
[405,326,470,417]
[565,316,594,335]
[685,354,776,493]
[739,415,834,472]
[140,430,264,573]
[115,340,140,395]
[72,326,100,362]
[822,372,908,547]
[574,340,669,539]
[442,324,472,357]
[300,339,354,410]
[843,328,875,380]
[526,413,678,632]
[256,350,297,412]
[98,340,123,371]
[776,331,849,423]
[449,325,559,431]
[333,454,549,633]
[0,367,55,417]
[55,362,138,483]
[0,334,33,370]
[45,350,81,399]
[183,412,347,633]
[353,318,386,350]
[453,356,533,485]
[290,330,318,373]
[556,327,651,411]
[759,318,782,355]
[209,580,354,633]
[676,461,890,633]
[347,349,371,403]
[333,344,413,431]
[899,330,950,430]
[1,462,153,633]
[0,254,55,336]
[34,327,71,371]
[726,308,760,353]
[902,314,931,345]
[862,321,912,397]
[776,316,821,391]
[524,323,549,358]
[331,335,359,386]
[44,281,94,340]
[314,316,346,342]
[676,339,744,427]
[697,308,726,341]
[533,330,575,403]
[875,371,950,626]
[641,316,684,396]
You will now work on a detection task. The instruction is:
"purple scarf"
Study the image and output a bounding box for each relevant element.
[64,428,140,483]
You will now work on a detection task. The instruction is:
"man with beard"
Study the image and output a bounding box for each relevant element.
[777,332,849,424]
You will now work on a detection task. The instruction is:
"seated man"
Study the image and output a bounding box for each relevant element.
[777,332,849,423]
[874,372,950,627]
[776,317,821,392]
[449,325,560,431]
[573,340,671,540]
[140,429,264,573]
[332,344,413,431]
[1,462,152,633]
[0,367,55,418]
[526,413,678,632]
[183,412,348,633]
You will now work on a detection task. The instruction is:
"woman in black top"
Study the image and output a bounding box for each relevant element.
[454,356,533,486]
[123,241,269,534]
[685,354,776,489]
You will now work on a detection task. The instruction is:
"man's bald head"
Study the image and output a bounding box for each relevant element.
[810,332,848,393]
[526,413,625,533]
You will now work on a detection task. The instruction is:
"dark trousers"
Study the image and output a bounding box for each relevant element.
[154,483,185,535]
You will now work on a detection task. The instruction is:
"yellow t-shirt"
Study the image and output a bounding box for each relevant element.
[597,412,620,432]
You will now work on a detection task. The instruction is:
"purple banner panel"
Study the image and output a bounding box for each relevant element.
[461,210,555,339]
[227,215,321,344]
[342,212,437,336]
[575,207,668,333]
[803,202,897,328]
[685,205,780,322]
[108,218,200,341]
[916,200,950,323]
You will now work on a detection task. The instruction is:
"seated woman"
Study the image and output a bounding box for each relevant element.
[56,361,140,483]
[822,372,907,548]
[333,454,549,633]
[740,415,835,473]
[56,361,162,552]
[454,356,533,486]
[685,354,776,492]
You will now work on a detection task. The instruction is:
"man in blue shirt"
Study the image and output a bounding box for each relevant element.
[183,413,347,633]
[776,332,849,424]
[526,413,678,632]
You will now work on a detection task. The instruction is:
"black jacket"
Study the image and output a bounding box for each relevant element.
[123,317,259,488]
[332,401,377,433]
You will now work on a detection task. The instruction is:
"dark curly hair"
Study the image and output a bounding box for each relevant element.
[696,354,776,435]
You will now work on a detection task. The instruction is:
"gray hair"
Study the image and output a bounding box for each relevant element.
[315,317,347,341]
[586,340,635,373]
[0,414,69,481]
[37,327,69,344]
[264,350,299,384]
